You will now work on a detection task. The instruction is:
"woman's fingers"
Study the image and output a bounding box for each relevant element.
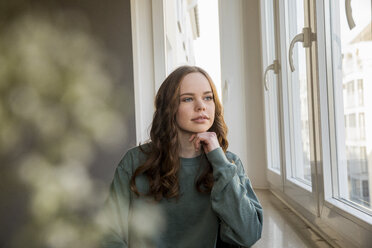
[195,132,220,153]
[195,136,201,151]
[188,134,199,151]
[189,134,195,142]
[189,132,219,153]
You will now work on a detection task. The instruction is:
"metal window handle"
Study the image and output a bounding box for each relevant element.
[345,0,355,30]
[264,60,280,91]
[288,27,316,72]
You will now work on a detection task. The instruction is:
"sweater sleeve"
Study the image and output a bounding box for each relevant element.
[206,148,263,247]
[101,157,131,248]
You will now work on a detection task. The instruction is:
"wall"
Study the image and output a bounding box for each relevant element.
[219,0,268,188]
[56,0,137,181]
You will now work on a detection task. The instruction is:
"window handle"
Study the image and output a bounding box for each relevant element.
[263,60,280,91]
[288,27,316,72]
[345,0,356,30]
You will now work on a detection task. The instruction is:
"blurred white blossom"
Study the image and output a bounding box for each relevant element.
[0,11,131,247]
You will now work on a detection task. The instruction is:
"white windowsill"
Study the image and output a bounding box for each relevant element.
[287,177,312,192]
[267,167,281,175]
[325,196,372,231]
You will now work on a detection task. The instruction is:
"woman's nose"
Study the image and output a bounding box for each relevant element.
[195,100,206,111]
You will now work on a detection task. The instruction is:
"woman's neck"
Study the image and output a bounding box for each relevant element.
[177,129,202,158]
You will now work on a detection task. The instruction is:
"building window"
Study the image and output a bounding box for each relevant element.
[360,146,368,173]
[358,79,364,106]
[362,180,369,198]
[359,113,365,140]
[346,81,355,107]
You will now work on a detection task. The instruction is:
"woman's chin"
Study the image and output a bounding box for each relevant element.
[178,126,210,134]
[189,127,210,133]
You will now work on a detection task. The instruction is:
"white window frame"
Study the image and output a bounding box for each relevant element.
[261,0,372,246]
[131,0,167,143]
[319,0,372,227]
[260,0,282,176]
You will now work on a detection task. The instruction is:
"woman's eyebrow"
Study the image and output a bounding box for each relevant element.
[180,91,213,97]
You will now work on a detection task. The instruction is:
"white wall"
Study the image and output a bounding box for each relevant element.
[219,0,268,188]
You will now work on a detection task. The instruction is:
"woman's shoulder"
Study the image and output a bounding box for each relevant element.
[125,142,152,156]
[118,142,152,173]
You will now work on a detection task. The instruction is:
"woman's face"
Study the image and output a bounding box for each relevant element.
[176,72,215,134]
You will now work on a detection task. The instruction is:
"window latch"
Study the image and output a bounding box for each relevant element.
[264,60,280,91]
[288,27,316,72]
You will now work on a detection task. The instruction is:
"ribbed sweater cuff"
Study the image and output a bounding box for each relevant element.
[206,147,230,168]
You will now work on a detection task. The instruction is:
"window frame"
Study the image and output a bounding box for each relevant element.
[261,0,372,245]
[260,0,283,176]
[319,0,372,228]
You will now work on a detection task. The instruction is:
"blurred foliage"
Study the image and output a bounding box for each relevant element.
[0,10,130,248]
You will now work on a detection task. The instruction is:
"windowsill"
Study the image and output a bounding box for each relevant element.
[324,197,372,231]
[267,167,281,175]
[287,177,312,192]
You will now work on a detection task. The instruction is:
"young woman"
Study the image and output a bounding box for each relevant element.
[102,66,263,247]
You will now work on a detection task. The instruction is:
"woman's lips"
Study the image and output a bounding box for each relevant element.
[191,116,209,123]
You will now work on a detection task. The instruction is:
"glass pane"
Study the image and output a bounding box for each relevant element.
[330,0,372,210]
[165,0,222,95]
[262,0,281,173]
[285,0,312,186]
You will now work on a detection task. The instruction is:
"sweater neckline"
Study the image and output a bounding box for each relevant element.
[179,153,204,165]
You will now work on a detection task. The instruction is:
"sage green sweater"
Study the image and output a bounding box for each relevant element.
[101,144,263,248]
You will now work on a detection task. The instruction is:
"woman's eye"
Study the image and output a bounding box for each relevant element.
[182,97,193,102]
[204,96,213,101]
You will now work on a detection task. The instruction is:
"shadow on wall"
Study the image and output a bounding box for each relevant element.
[0,8,132,247]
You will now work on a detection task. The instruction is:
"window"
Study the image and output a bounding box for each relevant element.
[330,0,372,212]
[261,0,281,173]
[284,0,312,188]
[359,113,365,140]
[360,146,368,173]
[345,81,355,107]
[363,180,370,198]
[176,0,184,33]
[261,0,372,245]
[348,113,357,140]
[358,79,364,106]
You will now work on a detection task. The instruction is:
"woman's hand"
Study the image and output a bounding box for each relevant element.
[189,132,220,154]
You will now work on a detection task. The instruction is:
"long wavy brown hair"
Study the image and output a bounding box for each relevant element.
[130,66,228,201]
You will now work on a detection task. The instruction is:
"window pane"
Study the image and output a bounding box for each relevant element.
[330,0,372,210]
[262,0,281,173]
[285,0,311,186]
